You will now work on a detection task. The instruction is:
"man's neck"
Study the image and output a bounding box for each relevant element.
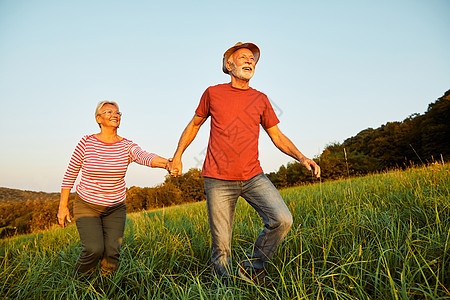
[230,76,250,90]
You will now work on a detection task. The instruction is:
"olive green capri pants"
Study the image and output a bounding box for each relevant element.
[73,195,126,274]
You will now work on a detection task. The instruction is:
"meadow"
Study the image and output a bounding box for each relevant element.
[1,164,449,299]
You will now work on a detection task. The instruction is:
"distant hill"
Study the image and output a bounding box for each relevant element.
[0,187,60,203]
[0,187,65,238]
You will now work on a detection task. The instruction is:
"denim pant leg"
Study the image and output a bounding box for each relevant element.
[204,177,241,277]
[241,173,293,269]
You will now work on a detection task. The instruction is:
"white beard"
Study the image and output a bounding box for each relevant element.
[229,62,254,81]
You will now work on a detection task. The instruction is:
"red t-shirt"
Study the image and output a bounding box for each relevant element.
[195,83,280,180]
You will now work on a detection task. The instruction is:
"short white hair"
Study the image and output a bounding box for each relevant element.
[95,101,120,128]
[95,101,119,116]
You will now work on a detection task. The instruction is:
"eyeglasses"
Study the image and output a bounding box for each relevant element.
[99,110,122,117]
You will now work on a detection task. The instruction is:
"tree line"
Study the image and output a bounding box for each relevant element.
[0,169,205,238]
[268,89,449,188]
[1,89,448,238]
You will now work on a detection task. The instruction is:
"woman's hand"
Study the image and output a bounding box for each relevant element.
[58,188,72,228]
[57,205,71,228]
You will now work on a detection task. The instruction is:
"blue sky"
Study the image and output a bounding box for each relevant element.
[1,0,449,192]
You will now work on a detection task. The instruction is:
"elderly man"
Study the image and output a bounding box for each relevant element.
[170,42,320,285]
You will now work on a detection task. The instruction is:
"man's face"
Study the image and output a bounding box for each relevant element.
[227,48,256,81]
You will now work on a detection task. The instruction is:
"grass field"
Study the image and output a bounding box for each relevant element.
[1,164,449,299]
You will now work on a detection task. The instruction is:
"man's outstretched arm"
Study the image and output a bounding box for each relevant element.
[171,114,208,177]
[265,125,321,178]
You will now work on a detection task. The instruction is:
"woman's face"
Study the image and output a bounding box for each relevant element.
[96,104,121,129]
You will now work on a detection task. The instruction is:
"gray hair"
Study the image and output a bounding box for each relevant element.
[95,101,119,128]
[95,101,119,116]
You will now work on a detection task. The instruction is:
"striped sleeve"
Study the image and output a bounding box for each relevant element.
[61,136,87,189]
[129,143,158,167]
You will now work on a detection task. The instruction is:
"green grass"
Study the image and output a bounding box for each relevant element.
[1,164,449,299]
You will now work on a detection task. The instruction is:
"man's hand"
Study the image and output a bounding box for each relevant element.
[170,157,182,177]
[299,157,321,178]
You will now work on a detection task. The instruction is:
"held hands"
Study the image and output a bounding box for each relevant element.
[299,157,321,178]
[165,158,182,177]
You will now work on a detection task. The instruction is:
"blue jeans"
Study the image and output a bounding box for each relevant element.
[204,173,293,277]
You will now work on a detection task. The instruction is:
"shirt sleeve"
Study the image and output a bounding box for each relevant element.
[195,87,211,118]
[130,143,158,167]
[61,136,87,189]
[261,96,280,129]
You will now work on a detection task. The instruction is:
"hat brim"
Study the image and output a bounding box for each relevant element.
[222,42,260,74]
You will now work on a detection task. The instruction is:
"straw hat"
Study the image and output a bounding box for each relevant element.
[222,42,260,74]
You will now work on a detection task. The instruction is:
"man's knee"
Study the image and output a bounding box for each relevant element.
[277,210,293,232]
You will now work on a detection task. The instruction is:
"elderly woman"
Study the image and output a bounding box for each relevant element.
[57,101,172,275]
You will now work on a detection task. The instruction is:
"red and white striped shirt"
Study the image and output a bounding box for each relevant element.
[61,135,158,206]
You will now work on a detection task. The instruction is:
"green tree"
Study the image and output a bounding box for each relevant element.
[420,91,450,162]
[164,168,205,203]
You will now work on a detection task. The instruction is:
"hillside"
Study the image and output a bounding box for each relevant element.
[1,164,448,299]
[0,187,60,203]
[0,187,67,238]
[268,89,450,188]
